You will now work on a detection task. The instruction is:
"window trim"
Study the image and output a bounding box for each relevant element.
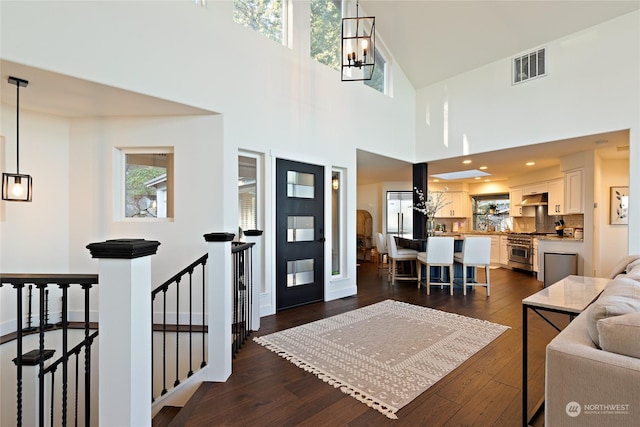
[115,146,175,222]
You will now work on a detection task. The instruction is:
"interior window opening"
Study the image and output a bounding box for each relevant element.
[472,194,511,232]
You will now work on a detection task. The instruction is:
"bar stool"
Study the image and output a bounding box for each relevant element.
[453,236,491,296]
[416,236,455,295]
[387,234,418,284]
[376,232,389,277]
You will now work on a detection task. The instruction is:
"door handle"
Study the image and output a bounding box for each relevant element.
[317,237,326,242]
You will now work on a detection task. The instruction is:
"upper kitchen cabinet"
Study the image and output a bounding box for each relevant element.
[510,187,534,217]
[435,191,470,218]
[548,178,564,215]
[565,169,584,214]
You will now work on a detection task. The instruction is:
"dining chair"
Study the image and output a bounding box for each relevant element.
[416,236,455,295]
[376,232,389,277]
[386,234,418,284]
[453,236,491,296]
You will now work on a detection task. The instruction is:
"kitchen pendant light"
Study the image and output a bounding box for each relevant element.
[341,0,375,81]
[2,76,33,202]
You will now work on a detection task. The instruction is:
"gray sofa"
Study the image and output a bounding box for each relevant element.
[545,256,640,426]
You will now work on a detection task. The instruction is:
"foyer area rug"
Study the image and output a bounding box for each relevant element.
[254,299,509,419]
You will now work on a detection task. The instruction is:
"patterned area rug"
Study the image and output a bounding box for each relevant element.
[254,299,509,419]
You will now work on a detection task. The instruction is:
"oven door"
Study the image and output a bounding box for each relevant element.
[507,243,532,271]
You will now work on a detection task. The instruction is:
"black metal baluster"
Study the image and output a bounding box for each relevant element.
[161,285,168,395]
[174,277,181,387]
[49,367,56,427]
[201,259,207,368]
[151,292,156,402]
[24,285,36,332]
[248,246,253,332]
[60,284,69,427]
[15,283,24,427]
[82,284,92,427]
[74,352,79,427]
[188,268,194,377]
[38,284,46,427]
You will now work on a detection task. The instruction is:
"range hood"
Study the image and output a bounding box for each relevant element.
[521,193,548,206]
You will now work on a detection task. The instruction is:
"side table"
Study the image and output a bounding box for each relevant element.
[521,275,609,426]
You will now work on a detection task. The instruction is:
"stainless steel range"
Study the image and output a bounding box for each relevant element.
[507,234,534,271]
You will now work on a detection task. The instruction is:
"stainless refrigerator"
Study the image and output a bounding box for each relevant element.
[386,191,413,239]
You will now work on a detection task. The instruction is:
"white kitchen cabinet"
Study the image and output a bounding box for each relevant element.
[490,235,500,265]
[523,182,548,196]
[435,191,469,218]
[547,178,564,215]
[565,169,584,214]
[533,238,539,273]
[510,187,534,217]
[500,235,509,265]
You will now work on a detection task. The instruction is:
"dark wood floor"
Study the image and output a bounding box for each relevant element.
[165,262,565,426]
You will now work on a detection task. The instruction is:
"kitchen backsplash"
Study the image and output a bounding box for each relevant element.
[513,211,584,234]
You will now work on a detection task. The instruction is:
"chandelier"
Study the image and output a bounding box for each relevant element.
[341,0,375,81]
[2,76,33,202]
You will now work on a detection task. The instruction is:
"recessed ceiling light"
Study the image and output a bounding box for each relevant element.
[474,177,481,180]
[462,159,472,164]
[479,166,488,170]
[433,179,440,182]
[485,179,491,182]
[526,162,535,166]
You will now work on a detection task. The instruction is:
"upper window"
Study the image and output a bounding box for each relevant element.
[121,149,174,219]
[234,0,287,45]
[310,0,342,71]
[364,47,386,93]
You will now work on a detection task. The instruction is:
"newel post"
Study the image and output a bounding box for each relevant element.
[203,232,235,381]
[86,238,160,427]
[243,229,263,331]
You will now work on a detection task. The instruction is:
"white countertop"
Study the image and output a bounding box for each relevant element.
[522,275,609,313]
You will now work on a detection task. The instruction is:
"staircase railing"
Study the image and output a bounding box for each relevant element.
[0,273,99,427]
[232,242,254,356]
[151,253,208,401]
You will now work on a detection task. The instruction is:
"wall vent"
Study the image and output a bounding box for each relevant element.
[513,47,546,84]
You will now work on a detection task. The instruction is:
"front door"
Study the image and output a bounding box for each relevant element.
[276,158,325,311]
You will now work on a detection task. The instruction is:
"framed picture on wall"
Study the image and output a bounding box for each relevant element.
[610,186,629,225]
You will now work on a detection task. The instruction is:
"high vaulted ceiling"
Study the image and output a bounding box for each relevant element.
[360,0,640,90]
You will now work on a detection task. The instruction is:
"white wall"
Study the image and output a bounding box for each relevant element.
[0,1,416,316]
[597,158,629,276]
[416,11,640,253]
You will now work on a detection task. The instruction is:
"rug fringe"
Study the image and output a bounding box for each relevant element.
[254,338,399,420]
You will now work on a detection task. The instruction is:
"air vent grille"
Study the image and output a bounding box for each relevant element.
[513,48,546,84]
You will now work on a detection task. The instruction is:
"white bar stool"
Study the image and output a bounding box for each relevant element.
[416,236,455,295]
[453,236,491,296]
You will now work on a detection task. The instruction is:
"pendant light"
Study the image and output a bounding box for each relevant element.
[341,0,375,81]
[2,76,33,202]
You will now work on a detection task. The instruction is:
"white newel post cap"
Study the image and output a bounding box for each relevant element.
[87,238,160,427]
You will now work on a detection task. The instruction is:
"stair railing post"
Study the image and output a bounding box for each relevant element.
[203,232,234,381]
[86,238,161,427]
[243,230,263,331]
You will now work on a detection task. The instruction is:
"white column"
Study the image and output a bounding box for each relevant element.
[87,238,160,427]
[204,232,234,382]
[244,230,263,331]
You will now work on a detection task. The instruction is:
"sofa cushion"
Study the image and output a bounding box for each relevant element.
[597,311,640,358]
[599,277,640,299]
[586,294,640,347]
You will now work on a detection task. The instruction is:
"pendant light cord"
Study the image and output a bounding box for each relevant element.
[16,80,20,174]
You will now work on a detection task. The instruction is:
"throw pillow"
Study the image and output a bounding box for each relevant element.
[609,255,640,278]
[597,311,640,358]
[586,295,640,347]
